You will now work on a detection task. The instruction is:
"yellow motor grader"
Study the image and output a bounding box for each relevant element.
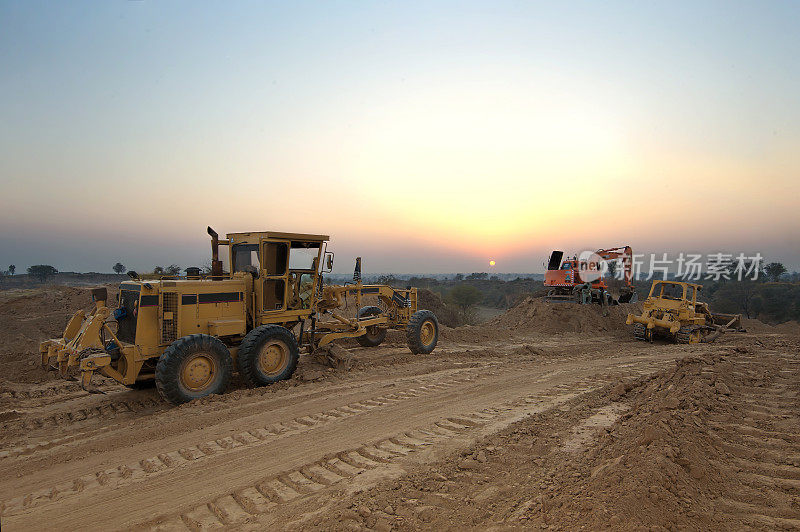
[626,280,744,344]
[40,228,439,404]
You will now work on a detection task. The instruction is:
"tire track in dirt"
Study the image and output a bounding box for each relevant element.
[1,348,686,530]
[0,360,505,457]
[137,369,663,531]
[138,385,601,531]
[0,367,506,514]
[708,354,800,529]
[3,395,164,436]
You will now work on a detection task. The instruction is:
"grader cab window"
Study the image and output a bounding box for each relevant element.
[288,242,320,271]
[232,244,260,273]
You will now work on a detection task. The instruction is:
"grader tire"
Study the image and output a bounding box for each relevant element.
[356,306,387,347]
[406,310,439,354]
[155,334,232,405]
[237,325,299,387]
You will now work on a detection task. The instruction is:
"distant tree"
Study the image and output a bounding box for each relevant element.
[28,264,58,282]
[113,262,127,274]
[166,264,182,275]
[448,284,483,324]
[8,264,15,275]
[153,266,165,275]
[764,262,787,282]
[378,274,398,286]
[454,273,464,281]
[466,272,488,280]
[712,279,759,319]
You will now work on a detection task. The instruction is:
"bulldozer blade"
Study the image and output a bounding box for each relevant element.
[710,313,744,331]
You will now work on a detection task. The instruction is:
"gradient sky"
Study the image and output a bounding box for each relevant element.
[2,1,799,274]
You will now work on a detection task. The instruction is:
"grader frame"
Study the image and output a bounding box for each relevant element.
[40,228,438,403]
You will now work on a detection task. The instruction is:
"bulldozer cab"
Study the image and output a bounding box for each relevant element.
[647,280,698,308]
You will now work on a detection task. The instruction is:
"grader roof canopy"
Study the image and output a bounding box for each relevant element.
[226,231,330,243]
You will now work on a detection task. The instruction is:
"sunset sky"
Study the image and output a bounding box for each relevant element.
[2,1,799,274]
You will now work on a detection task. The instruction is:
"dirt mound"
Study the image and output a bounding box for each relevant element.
[520,349,800,529]
[417,288,460,328]
[488,296,642,335]
[741,317,800,335]
[0,286,98,384]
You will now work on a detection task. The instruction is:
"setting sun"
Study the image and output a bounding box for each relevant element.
[489,260,496,267]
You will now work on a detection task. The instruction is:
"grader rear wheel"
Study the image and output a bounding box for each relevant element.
[155,334,233,405]
[237,325,300,386]
[258,340,289,376]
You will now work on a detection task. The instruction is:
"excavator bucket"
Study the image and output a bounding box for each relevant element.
[618,287,638,304]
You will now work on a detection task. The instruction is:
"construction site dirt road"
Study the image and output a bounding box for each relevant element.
[1,287,798,530]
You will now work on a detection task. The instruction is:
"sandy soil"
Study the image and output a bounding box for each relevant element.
[0,287,798,530]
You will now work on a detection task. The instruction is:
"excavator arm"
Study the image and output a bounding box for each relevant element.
[596,246,634,287]
[596,246,638,303]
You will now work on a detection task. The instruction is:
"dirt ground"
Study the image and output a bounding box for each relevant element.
[1,287,799,530]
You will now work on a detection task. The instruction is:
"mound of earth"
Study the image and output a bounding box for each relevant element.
[488,296,642,335]
[416,288,460,328]
[0,286,99,384]
[516,349,800,529]
[741,317,800,335]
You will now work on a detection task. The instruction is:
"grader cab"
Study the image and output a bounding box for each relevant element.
[626,280,743,344]
[40,228,439,404]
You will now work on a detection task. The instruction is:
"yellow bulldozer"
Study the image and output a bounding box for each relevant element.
[626,280,744,343]
[40,228,439,404]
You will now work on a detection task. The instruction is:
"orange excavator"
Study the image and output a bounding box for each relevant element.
[544,246,637,305]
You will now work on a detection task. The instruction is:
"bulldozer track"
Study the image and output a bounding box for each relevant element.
[136,385,601,531]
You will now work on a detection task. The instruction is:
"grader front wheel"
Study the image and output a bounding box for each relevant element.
[356,306,387,347]
[406,310,439,354]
